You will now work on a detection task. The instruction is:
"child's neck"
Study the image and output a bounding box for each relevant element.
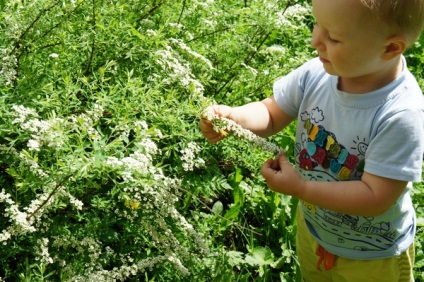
[338,57,404,94]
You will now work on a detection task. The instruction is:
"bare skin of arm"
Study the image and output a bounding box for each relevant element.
[261,152,407,217]
[199,96,295,142]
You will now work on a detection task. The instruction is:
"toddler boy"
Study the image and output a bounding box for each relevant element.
[200,0,424,281]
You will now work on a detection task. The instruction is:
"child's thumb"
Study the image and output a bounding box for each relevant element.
[213,105,232,118]
[277,152,289,166]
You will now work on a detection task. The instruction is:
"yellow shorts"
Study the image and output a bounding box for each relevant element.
[296,205,415,282]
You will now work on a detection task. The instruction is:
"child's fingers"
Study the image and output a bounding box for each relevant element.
[277,152,291,168]
[202,105,232,119]
[199,105,233,143]
[261,158,280,176]
[199,117,223,144]
[200,106,216,119]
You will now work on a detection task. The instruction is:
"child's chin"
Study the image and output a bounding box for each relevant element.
[322,64,338,76]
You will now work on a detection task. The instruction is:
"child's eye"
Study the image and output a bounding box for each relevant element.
[327,36,340,44]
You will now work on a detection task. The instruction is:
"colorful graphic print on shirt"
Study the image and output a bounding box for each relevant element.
[297,107,365,180]
[296,107,396,250]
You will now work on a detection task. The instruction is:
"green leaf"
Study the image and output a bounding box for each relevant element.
[211,200,223,215]
[226,250,245,267]
[224,203,241,221]
[417,217,424,227]
[233,183,245,206]
[245,246,275,267]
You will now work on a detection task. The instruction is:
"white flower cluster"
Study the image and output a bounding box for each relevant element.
[11,104,106,153]
[35,237,53,264]
[0,48,17,86]
[69,255,177,282]
[23,184,63,218]
[69,104,104,134]
[60,189,84,210]
[205,113,283,155]
[102,121,208,275]
[170,208,208,254]
[169,38,214,70]
[180,141,205,171]
[11,104,69,151]
[19,152,48,178]
[0,188,40,244]
[167,254,189,276]
[105,147,154,183]
[154,45,205,95]
[263,45,286,56]
[52,235,104,274]
[52,233,193,281]
[240,62,258,77]
[3,105,111,244]
[275,3,310,29]
[11,104,39,124]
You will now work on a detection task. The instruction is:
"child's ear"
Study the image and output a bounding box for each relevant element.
[382,36,407,60]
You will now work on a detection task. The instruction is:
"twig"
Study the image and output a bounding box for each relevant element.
[177,0,186,25]
[187,27,232,43]
[26,174,73,221]
[84,0,96,76]
[10,0,61,55]
[137,0,168,23]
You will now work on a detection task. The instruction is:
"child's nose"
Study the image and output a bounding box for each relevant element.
[311,26,326,51]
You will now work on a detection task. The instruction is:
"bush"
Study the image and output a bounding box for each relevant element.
[0,0,423,281]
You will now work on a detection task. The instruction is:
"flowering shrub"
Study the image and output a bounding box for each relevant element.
[1,0,422,281]
[1,103,209,280]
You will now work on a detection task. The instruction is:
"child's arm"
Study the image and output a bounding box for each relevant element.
[261,152,408,216]
[199,96,295,143]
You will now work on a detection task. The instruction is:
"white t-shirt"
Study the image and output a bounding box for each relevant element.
[273,57,424,259]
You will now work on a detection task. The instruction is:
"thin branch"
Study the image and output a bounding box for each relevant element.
[26,174,73,221]
[177,0,186,25]
[34,0,86,45]
[14,0,87,64]
[137,0,168,23]
[38,42,62,51]
[187,27,232,43]
[10,0,61,55]
[84,0,96,76]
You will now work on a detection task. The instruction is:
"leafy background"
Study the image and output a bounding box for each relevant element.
[0,0,423,281]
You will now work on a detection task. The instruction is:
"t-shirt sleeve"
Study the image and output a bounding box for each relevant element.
[273,58,323,117]
[365,107,424,182]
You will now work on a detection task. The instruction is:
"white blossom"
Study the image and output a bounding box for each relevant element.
[275,3,310,29]
[204,112,283,155]
[35,238,53,264]
[11,105,39,124]
[0,48,17,86]
[27,139,40,151]
[180,142,205,171]
[139,138,158,155]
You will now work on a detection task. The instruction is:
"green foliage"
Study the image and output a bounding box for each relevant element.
[0,0,423,281]
[413,174,424,282]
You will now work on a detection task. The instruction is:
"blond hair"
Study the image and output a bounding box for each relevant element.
[360,0,424,46]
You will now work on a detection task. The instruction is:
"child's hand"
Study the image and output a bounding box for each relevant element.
[199,105,233,143]
[261,152,305,197]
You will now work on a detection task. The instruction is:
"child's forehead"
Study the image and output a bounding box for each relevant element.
[312,0,371,34]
